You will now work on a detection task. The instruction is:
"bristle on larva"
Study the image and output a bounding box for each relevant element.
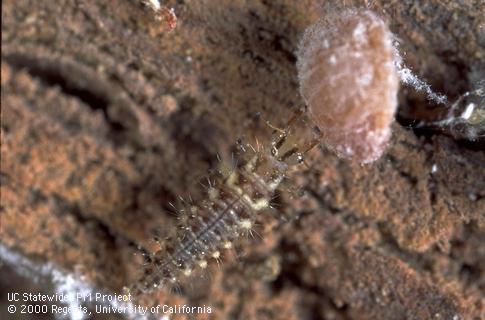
[297,9,399,164]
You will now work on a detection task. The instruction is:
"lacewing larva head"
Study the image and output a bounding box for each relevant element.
[297,9,399,164]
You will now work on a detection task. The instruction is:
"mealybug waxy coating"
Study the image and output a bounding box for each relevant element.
[297,9,399,163]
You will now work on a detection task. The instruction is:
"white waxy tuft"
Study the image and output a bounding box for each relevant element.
[183,268,192,276]
[223,241,232,249]
[198,260,208,269]
[239,219,253,230]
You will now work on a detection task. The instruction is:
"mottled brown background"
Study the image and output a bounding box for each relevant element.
[1,1,484,319]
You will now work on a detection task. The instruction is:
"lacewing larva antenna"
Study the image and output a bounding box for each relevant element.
[297,9,399,164]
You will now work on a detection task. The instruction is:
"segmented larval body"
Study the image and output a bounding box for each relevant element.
[128,133,303,295]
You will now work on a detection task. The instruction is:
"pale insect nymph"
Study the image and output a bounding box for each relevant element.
[127,109,321,295]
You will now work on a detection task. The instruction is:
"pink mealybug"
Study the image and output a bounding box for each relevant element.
[297,9,399,163]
